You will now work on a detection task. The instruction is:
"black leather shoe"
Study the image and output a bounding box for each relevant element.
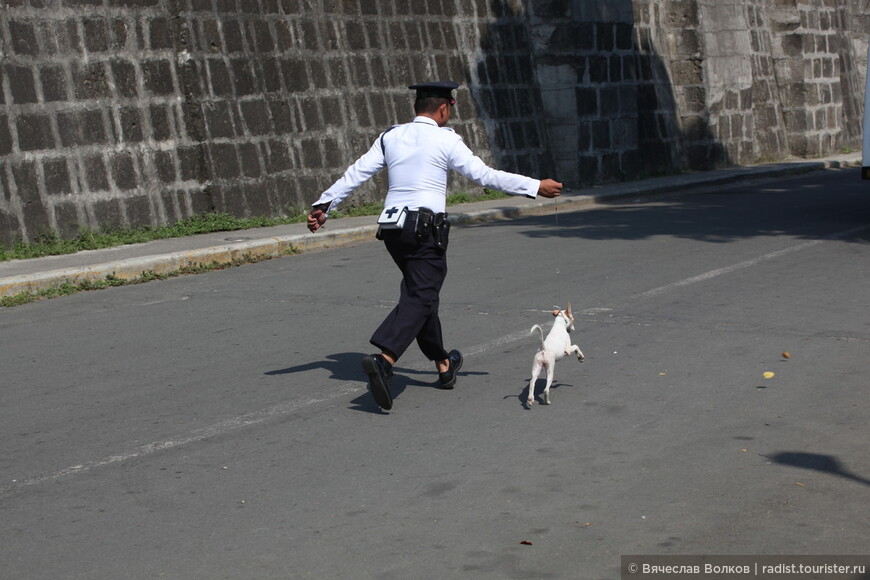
[438,350,463,389]
[362,354,393,410]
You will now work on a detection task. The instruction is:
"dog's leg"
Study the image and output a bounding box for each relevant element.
[542,361,555,405]
[569,345,585,362]
[528,355,545,406]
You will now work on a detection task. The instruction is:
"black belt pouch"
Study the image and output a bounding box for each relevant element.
[434,214,450,251]
[414,208,434,242]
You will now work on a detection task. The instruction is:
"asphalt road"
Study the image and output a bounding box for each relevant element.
[1,168,869,580]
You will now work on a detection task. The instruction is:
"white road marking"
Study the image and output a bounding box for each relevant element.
[2,384,364,497]
[624,224,869,303]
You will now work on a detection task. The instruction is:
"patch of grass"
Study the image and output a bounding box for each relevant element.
[754,153,785,165]
[1,212,307,262]
[447,188,509,205]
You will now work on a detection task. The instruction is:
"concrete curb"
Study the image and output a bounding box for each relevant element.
[0,225,379,298]
[0,154,862,299]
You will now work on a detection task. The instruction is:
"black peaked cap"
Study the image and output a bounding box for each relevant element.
[409,81,459,101]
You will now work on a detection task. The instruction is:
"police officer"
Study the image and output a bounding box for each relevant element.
[307,81,562,411]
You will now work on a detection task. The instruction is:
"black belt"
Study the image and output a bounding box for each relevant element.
[406,209,448,224]
[376,208,450,249]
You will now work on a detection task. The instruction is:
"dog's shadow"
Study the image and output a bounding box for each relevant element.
[514,379,573,409]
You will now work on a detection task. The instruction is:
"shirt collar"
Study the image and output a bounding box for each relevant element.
[412,116,439,126]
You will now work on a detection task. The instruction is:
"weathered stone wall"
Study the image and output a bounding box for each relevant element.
[0,0,549,245]
[1,0,867,245]
[532,0,868,184]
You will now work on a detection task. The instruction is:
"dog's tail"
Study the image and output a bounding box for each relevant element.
[530,324,545,348]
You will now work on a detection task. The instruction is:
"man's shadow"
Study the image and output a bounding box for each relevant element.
[265,352,368,382]
[266,352,387,413]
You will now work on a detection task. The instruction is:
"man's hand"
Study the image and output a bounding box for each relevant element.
[537,179,563,198]
[307,207,328,232]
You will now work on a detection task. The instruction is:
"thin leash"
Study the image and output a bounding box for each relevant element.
[553,194,560,276]
[553,193,570,319]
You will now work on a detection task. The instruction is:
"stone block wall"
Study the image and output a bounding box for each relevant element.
[1,0,868,245]
[628,0,867,171]
[2,0,209,245]
[532,0,868,184]
[528,0,648,185]
[765,0,865,158]
[0,0,550,245]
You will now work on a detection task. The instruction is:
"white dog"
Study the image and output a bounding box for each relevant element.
[528,304,585,406]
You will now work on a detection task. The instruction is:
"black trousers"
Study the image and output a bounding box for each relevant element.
[370,222,449,362]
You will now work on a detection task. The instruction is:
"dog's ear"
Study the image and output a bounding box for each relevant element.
[551,309,560,317]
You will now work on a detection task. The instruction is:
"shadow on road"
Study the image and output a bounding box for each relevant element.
[265,352,369,382]
[768,451,870,487]
[520,380,573,409]
[474,169,870,245]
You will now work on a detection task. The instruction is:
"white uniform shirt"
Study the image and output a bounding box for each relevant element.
[313,116,541,214]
